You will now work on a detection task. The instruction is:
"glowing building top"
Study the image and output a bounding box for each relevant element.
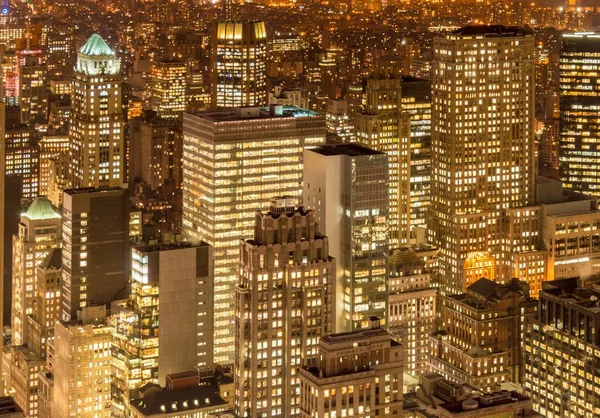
[75,34,120,76]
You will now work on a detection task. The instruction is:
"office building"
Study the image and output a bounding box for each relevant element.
[183,106,325,364]
[11,197,61,347]
[61,188,129,320]
[355,76,411,246]
[400,77,432,239]
[525,278,600,418]
[69,33,125,188]
[559,32,600,196]
[304,143,389,332]
[437,391,534,418]
[7,346,44,418]
[325,99,354,142]
[388,246,437,377]
[46,23,74,77]
[4,114,39,200]
[37,370,53,418]
[139,112,182,190]
[18,51,47,125]
[298,318,404,418]
[234,199,334,418]
[38,134,69,197]
[430,278,537,392]
[53,307,112,418]
[111,242,214,416]
[150,59,187,119]
[0,103,4,382]
[428,26,536,296]
[268,86,309,109]
[211,21,267,109]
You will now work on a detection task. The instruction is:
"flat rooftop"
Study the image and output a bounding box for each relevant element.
[130,384,227,416]
[0,397,23,415]
[439,391,530,415]
[134,241,209,254]
[186,106,318,123]
[309,143,384,157]
[451,25,532,37]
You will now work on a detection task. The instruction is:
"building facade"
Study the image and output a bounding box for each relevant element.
[183,106,325,364]
[150,59,187,119]
[298,318,404,418]
[234,200,334,418]
[428,25,536,296]
[304,144,389,332]
[69,33,124,188]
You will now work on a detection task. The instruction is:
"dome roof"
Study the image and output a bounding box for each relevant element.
[23,197,60,221]
[80,33,114,56]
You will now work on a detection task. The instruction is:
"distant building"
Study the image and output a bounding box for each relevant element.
[525,278,600,417]
[430,278,537,392]
[150,59,187,119]
[298,318,404,418]
[4,115,39,200]
[268,86,309,109]
[325,99,354,142]
[183,106,325,364]
[304,143,389,332]
[211,22,267,109]
[234,199,334,418]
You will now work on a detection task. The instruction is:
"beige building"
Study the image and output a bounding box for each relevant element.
[111,242,214,416]
[234,199,334,418]
[211,21,267,109]
[298,318,404,418]
[69,33,124,188]
[430,278,537,392]
[428,26,536,296]
[182,106,325,364]
[304,144,389,332]
[11,197,61,347]
[36,370,53,418]
[355,76,411,246]
[53,307,112,418]
[388,246,437,377]
[8,346,43,418]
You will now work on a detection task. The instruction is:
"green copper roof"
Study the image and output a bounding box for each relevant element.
[80,33,114,56]
[23,197,60,221]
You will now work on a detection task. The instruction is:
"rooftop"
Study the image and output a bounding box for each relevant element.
[134,241,209,254]
[80,34,114,56]
[438,391,531,415]
[22,196,60,221]
[0,397,23,415]
[309,143,384,157]
[129,384,227,416]
[39,248,62,271]
[186,106,319,123]
[451,25,532,37]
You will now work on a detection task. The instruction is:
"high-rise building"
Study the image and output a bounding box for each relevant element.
[428,26,536,296]
[525,278,600,418]
[211,21,267,109]
[150,59,187,119]
[355,76,411,246]
[325,99,354,142]
[4,112,39,200]
[69,33,124,188]
[388,246,437,377]
[38,134,69,197]
[60,188,129,320]
[400,76,431,240]
[11,197,61,347]
[430,278,537,392]
[18,51,47,125]
[46,23,74,77]
[139,112,182,190]
[298,318,404,418]
[53,308,112,418]
[0,102,4,371]
[559,32,600,196]
[110,242,214,416]
[234,199,334,418]
[303,143,389,332]
[183,105,325,364]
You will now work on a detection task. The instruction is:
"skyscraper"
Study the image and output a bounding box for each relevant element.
[111,242,214,416]
[4,109,39,200]
[211,21,267,109]
[11,197,61,347]
[183,105,325,364]
[559,32,600,196]
[69,34,124,188]
[428,26,536,296]
[234,199,334,418]
[304,143,389,332]
[61,188,129,320]
[355,76,411,246]
[150,59,187,119]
